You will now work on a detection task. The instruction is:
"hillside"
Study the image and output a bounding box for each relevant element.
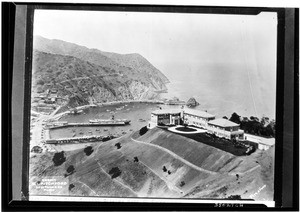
[32,36,169,108]
[30,128,274,200]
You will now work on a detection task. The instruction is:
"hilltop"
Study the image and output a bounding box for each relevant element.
[30,127,274,200]
[32,36,169,109]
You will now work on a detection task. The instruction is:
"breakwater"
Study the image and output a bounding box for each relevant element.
[44,135,115,144]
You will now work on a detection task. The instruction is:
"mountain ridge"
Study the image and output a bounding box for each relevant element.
[32,36,169,109]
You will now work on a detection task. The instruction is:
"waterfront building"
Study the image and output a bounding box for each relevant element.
[183,108,215,129]
[207,118,244,140]
[148,109,182,129]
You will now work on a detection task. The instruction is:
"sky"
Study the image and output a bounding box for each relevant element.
[33,10,277,118]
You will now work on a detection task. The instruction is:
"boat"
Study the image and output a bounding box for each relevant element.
[89,118,131,125]
[70,108,83,115]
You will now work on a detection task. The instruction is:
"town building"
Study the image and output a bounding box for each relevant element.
[207,118,244,140]
[148,109,182,129]
[244,133,275,150]
[183,108,215,129]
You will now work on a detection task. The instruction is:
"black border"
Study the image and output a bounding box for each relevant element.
[3,2,299,211]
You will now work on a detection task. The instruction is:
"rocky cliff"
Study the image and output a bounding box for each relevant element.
[32,36,169,107]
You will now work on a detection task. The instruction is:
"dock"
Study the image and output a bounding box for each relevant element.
[44,135,115,144]
[47,121,129,129]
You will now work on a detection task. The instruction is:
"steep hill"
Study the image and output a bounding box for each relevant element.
[30,128,274,200]
[33,36,169,106]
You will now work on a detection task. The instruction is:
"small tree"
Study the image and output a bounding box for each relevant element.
[229,112,241,124]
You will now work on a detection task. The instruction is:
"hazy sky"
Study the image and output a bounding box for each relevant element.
[33,10,277,118]
[34,10,277,70]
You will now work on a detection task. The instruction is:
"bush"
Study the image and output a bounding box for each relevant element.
[52,151,66,166]
[108,167,122,179]
[115,143,121,149]
[180,181,185,187]
[133,157,139,163]
[162,166,167,172]
[84,146,94,156]
[139,126,148,136]
[69,184,75,191]
[67,165,75,174]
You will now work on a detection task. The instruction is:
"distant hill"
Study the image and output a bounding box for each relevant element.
[32,36,169,108]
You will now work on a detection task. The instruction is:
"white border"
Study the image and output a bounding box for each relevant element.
[21,1,292,207]
[30,196,275,207]
[2,0,300,8]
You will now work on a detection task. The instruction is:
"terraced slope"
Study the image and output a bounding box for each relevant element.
[30,129,274,200]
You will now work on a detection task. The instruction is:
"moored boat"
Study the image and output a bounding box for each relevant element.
[89,119,131,125]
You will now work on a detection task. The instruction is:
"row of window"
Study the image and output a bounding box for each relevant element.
[185,114,208,121]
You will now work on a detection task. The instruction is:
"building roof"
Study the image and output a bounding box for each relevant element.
[208,118,239,127]
[184,108,215,118]
[151,109,182,115]
[244,133,275,146]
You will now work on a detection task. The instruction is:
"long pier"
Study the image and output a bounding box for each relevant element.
[47,121,129,129]
[44,135,115,144]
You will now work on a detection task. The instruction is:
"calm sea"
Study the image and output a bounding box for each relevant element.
[160,63,276,119]
[50,102,180,140]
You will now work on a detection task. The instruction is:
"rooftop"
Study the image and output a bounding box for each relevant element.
[184,108,215,118]
[245,133,275,146]
[151,109,182,115]
[208,118,239,127]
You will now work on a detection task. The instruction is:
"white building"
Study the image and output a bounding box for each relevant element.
[244,133,275,150]
[207,118,244,140]
[148,109,182,129]
[183,108,215,129]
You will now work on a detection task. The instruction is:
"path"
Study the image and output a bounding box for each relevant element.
[130,137,217,175]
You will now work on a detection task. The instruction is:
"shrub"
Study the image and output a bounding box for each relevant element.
[162,166,167,172]
[84,146,94,156]
[52,151,66,166]
[67,165,75,174]
[108,167,122,179]
[133,157,139,163]
[69,184,75,191]
[180,181,185,187]
[115,143,121,149]
[139,126,148,136]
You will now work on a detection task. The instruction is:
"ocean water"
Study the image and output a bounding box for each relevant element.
[50,103,162,139]
[160,63,276,119]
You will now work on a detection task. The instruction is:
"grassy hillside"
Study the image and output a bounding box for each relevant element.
[30,129,274,200]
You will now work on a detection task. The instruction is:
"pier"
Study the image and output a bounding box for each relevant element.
[44,135,115,144]
[48,121,129,129]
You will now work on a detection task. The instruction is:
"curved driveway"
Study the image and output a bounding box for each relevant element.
[168,126,207,134]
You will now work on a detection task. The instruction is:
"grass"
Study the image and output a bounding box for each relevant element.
[175,126,197,132]
[163,129,249,156]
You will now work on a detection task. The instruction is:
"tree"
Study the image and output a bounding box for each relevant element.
[229,112,241,124]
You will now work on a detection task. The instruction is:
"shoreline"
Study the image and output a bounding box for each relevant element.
[53,100,165,117]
